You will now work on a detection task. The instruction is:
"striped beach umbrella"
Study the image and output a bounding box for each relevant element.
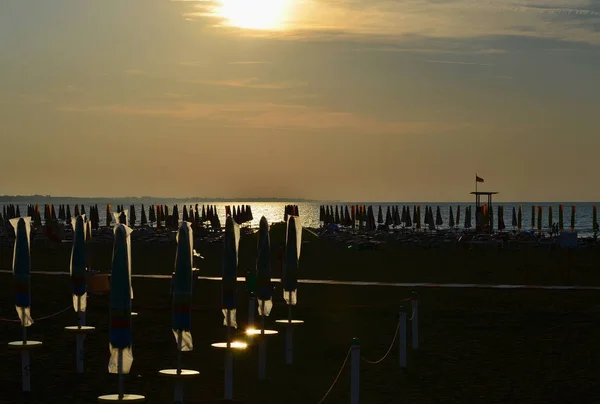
[11,217,33,327]
[108,224,134,374]
[283,215,301,305]
[570,206,576,232]
[257,217,272,316]
[172,221,194,351]
[222,216,240,328]
[70,216,88,317]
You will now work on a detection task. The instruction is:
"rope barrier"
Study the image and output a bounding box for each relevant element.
[0,305,72,323]
[317,348,351,404]
[361,317,401,365]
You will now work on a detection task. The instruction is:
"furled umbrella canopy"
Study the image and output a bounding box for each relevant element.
[518,206,522,231]
[498,206,505,231]
[512,207,517,228]
[182,205,189,223]
[405,207,412,228]
[594,205,598,233]
[257,217,272,316]
[222,216,240,328]
[66,205,72,223]
[558,205,564,232]
[537,206,542,233]
[531,206,535,230]
[385,206,393,227]
[436,206,443,227]
[108,224,134,374]
[456,206,461,228]
[283,215,302,305]
[71,216,88,314]
[570,206,576,232]
[415,206,421,229]
[172,221,194,351]
[449,206,455,228]
[140,205,148,227]
[11,217,33,326]
[377,206,383,225]
[74,205,80,217]
[548,206,553,231]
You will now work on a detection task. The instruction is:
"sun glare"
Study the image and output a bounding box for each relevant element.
[216,0,291,30]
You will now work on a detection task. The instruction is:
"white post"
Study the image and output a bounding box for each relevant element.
[399,311,407,370]
[350,338,360,404]
[411,294,419,350]
[248,297,255,329]
[22,349,30,392]
[118,349,124,399]
[285,292,293,365]
[225,309,233,401]
[259,301,266,380]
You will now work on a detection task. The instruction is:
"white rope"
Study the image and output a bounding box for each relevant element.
[317,348,351,404]
[361,316,401,365]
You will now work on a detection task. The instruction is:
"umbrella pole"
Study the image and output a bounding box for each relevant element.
[76,296,84,373]
[21,307,27,344]
[259,300,266,380]
[118,348,124,400]
[225,309,233,401]
[175,330,184,403]
[21,306,30,392]
[286,292,293,365]
[248,296,255,329]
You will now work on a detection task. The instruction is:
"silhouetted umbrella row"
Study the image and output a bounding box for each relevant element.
[225,205,254,224]
[283,205,299,223]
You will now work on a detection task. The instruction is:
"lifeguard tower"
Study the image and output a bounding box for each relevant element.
[471,191,498,234]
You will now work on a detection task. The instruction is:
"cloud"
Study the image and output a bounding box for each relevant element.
[58,101,464,134]
[427,60,494,66]
[187,77,306,89]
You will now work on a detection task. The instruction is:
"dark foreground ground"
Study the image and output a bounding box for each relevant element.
[0,236,599,403]
[1,278,599,403]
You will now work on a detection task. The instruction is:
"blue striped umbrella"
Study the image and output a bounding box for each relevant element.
[283,216,301,306]
[108,224,134,375]
[222,216,239,329]
[257,217,272,316]
[70,216,87,317]
[11,217,33,329]
[172,221,194,351]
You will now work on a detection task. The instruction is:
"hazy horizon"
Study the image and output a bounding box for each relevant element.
[2,1,599,201]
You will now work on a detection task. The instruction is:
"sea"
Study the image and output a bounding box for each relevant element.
[1,199,598,237]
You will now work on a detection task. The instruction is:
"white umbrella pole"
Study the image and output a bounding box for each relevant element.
[21,307,30,392]
[175,330,184,403]
[286,292,293,365]
[259,301,266,380]
[76,296,84,373]
[118,348,124,400]
[248,296,255,329]
[225,309,233,401]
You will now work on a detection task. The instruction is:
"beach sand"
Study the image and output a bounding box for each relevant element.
[0,237,599,403]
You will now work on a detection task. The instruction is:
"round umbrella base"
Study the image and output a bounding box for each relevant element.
[131,312,138,317]
[98,394,145,402]
[8,341,43,350]
[245,329,278,336]
[159,369,200,378]
[275,320,304,325]
[64,326,95,334]
[211,342,248,349]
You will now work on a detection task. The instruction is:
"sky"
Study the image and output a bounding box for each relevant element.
[1,0,599,202]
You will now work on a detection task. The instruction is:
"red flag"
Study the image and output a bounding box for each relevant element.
[476,175,484,183]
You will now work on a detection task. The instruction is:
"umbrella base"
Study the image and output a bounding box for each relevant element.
[8,341,43,349]
[275,320,304,325]
[159,369,200,378]
[98,394,145,402]
[64,325,95,334]
[211,342,248,350]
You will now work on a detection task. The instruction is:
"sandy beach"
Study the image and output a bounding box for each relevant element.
[1,229,599,403]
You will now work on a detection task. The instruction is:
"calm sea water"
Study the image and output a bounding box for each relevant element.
[2,200,599,237]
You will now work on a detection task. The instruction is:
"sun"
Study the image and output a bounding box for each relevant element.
[216,0,291,30]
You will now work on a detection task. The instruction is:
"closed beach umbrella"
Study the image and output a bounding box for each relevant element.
[465,206,471,229]
[385,206,392,226]
[66,205,72,226]
[172,221,194,351]
[405,207,412,228]
[512,207,517,228]
[449,206,455,228]
[518,206,522,231]
[548,206,553,231]
[558,204,564,232]
[182,205,189,223]
[570,206,576,232]
[74,205,80,217]
[456,206,461,228]
[140,205,148,227]
[108,224,134,374]
[257,217,272,316]
[498,206,505,231]
[531,206,535,230]
[106,204,112,228]
[222,216,240,328]
[283,215,301,305]
[11,217,33,326]
[416,206,421,229]
[537,206,542,233]
[71,216,88,315]
[593,205,598,233]
[377,206,383,225]
[435,206,443,227]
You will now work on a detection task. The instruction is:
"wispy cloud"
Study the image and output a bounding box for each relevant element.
[427,60,494,66]
[188,77,306,89]
[58,101,464,134]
